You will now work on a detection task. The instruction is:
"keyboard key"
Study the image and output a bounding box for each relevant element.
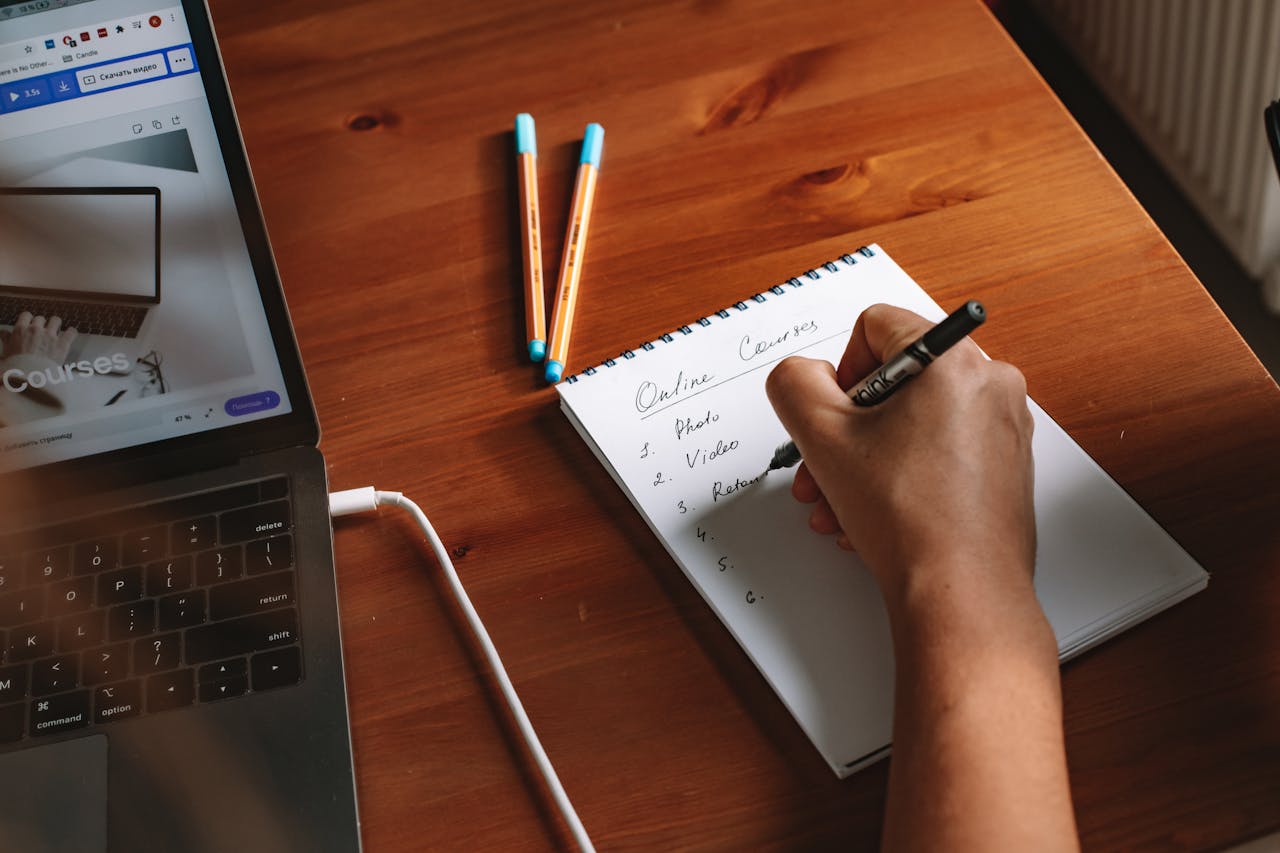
[30,690,90,736]
[108,601,154,642]
[259,477,289,501]
[209,572,296,622]
[198,675,247,703]
[122,526,166,565]
[47,575,95,616]
[171,516,215,554]
[0,554,18,592]
[9,621,54,662]
[251,646,302,692]
[133,633,180,675]
[145,556,192,596]
[94,680,141,724]
[146,669,194,712]
[0,477,304,738]
[0,703,23,742]
[157,589,206,630]
[82,644,129,686]
[0,664,28,703]
[195,547,242,585]
[98,567,143,606]
[24,547,69,585]
[0,296,146,338]
[219,500,291,544]
[58,611,105,652]
[0,587,45,626]
[184,608,299,664]
[245,535,293,576]
[198,658,246,682]
[74,538,118,575]
[31,654,79,695]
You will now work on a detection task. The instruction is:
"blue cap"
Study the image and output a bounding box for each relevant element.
[515,113,536,155]
[580,123,604,167]
[544,359,564,383]
[529,339,545,362]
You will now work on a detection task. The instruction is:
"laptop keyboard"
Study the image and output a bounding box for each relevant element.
[0,477,302,742]
[0,295,149,339]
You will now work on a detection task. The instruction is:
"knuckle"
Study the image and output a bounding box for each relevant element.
[991,360,1028,396]
[861,303,895,325]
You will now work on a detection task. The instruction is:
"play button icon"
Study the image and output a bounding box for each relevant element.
[0,79,52,111]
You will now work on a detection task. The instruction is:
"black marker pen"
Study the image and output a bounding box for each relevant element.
[766,300,986,471]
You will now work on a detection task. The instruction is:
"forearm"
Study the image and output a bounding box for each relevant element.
[880,568,1078,853]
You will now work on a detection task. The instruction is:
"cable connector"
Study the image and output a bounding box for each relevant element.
[328,487,406,517]
[328,486,380,517]
[327,485,594,852]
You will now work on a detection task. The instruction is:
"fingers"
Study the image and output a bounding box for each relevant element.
[46,316,62,335]
[765,356,852,450]
[30,315,45,330]
[15,311,32,329]
[836,304,936,389]
[61,326,78,346]
[791,462,821,503]
[808,496,841,534]
[809,496,856,551]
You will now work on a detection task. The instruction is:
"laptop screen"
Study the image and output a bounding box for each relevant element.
[0,188,160,301]
[0,0,300,474]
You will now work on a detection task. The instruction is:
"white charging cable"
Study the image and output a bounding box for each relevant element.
[329,487,595,853]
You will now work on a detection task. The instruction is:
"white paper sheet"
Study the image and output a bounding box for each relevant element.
[557,245,1207,776]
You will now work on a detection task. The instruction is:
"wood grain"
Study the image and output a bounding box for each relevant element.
[205,0,1280,848]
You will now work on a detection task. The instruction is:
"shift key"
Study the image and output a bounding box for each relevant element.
[185,608,299,664]
[219,500,291,544]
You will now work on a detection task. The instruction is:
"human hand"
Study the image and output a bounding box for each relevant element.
[765,303,1036,612]
[3,312,78,363]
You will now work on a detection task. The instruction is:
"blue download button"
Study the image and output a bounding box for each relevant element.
[49,72,78,100]
[225,390,281,417]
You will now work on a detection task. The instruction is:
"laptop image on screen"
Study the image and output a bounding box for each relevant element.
[0,1,362,851]
[0,187,161,369]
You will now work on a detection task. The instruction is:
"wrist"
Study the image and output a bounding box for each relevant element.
[881,555,1056,660]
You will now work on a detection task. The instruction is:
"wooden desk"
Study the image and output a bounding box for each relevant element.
[209,0,1280,848]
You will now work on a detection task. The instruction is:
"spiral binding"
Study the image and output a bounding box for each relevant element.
[562,246,876,384]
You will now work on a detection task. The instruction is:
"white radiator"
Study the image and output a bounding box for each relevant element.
[1032,0,1280,311]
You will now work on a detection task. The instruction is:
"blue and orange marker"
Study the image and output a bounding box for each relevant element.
[544,123,604,383]
[516,114,547,362]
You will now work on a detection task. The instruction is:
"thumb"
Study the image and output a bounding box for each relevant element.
[836,303,936,389]
[765,356,856,455]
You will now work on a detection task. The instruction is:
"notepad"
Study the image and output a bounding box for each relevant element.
[556,245,1208,777]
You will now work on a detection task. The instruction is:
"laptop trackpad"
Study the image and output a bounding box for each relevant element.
[0,735,108,853]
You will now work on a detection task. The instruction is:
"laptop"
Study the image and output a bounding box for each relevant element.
[0,1,362,851]
[0,186,162,369]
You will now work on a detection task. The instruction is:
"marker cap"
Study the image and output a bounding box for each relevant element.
[545,359,564,383]
[515,113,536,155]
[580,123,604,167]
[922,300,985,355]
[529,339,546,362]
